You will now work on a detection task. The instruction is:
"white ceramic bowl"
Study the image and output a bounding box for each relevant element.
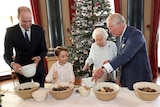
[78,86,91,97]
[93,82,119,101]
[133,82,160,101]
[32,88,48,102]
[14,82,40,99]
[21,63,36,77]
[82,77,96,88]
[49,82,74,100]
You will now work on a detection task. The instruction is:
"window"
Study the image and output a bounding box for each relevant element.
[0,0,31,73]
[109,0,115,13]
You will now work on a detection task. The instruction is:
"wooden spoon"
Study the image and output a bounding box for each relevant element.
[56,79,62,87]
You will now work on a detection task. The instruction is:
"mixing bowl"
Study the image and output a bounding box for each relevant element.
[21,63,36,77]
[78,86,91,97]
[93,82,119,101]
[133,82,160,101]
[32,88,48,102]
[49,82,74,100]
[14,82,40,99]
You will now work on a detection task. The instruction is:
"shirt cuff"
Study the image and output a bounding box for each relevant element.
[103,63,114,73]
[38,56,41,61]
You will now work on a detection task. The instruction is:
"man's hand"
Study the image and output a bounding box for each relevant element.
[32,56,41,66]
[91,68,105,82]
[116,69,121,86]
[103,60,111,64]
[11,62,23,75]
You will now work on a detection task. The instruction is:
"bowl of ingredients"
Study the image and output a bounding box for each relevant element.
[133,82,160,101]
[78,86,91,97]
[32,88,48,102]
[14,82,40,99]
[49,82,74,100]
[93,82,119,101]
[82,77,96,88]
[21,63,36,77]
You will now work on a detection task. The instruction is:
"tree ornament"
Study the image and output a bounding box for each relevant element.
[67,0,112,78]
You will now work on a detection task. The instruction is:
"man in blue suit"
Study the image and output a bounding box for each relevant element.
[4,6,47,87]
[92,13,152,90]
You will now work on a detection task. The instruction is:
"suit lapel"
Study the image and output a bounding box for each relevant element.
[117,26,130,55]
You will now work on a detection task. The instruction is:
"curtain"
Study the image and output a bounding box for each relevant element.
[30,0,47,73]
[68,0,75,23]
[149,0,160,79]
[30,0,41,25]
[114,0,121,13]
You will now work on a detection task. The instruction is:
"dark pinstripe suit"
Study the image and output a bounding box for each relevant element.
[4,24,47,87]
[110,26,152,90]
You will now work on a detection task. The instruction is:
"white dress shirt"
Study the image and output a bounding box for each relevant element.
[45,61,75,83]
[19,24,31,41]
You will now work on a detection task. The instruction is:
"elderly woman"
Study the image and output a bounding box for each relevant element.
[83,27,117,82]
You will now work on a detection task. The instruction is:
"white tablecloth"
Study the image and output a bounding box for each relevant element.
[2,87,160,107]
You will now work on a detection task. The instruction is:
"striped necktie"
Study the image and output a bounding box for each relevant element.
[25,31,30,44]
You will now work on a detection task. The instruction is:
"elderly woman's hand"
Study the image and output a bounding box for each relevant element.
[83,63,90,71]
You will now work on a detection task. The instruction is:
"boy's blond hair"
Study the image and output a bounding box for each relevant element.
[54,46,68,56]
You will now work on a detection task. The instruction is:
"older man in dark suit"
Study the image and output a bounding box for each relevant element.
[4,6,47,87]
[92,13,152,90]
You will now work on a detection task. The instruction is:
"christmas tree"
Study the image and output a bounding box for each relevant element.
[67,0,113,78]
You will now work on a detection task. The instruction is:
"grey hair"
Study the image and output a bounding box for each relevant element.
[106,13,126,25]
[92,27,108,39]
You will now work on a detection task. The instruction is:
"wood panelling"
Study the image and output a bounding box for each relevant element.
[121,0,152,53]
[39,0,50,49]
[39,0,152,52]
[61,0,72,46]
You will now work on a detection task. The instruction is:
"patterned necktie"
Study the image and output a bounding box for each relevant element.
[117,37,121,55]
[25,31,30,44]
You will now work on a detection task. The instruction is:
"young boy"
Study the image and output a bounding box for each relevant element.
[45,46,75,84]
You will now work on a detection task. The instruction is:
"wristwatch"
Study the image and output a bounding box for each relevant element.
[101,66,106,73]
